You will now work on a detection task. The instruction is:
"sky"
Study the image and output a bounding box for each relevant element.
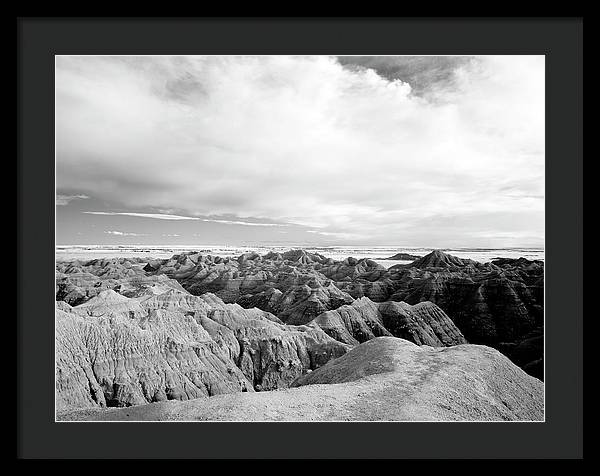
[56,55,545,248]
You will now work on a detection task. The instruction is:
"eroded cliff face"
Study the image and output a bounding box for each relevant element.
[145,251,356,325]
[143,250,541,351]
[56,257,187,306]
[312,297,392,345]
[310,297,467,347]
[59,337,544,422]
[55,248,545,412]
[385,257,544,346]
[202,306,349,391]
[378,300,468,346]
[56,286,350,411]
[56,308,251,411]
[334,252,544,378]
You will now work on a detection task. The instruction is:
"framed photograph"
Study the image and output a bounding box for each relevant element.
[17,17,583,459]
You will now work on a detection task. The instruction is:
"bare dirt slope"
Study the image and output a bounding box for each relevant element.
[58,337,543,422]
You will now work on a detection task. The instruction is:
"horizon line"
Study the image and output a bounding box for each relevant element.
[55,243,545,250]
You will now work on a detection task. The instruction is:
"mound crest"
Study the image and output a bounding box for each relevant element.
[410,250,476,268]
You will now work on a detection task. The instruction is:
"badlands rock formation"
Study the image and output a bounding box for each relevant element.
[59,337,544,422]
[385,252,422,261]
[336,251,544,378]
[56,257,186,306]
[313,297,466,346]
[142,249,543,375]
[56,305,252,410]
[409,249,477,268]
[57,250,544,377]
[55,248,544,419]
[56,285,349,411]
[144,250,354,324]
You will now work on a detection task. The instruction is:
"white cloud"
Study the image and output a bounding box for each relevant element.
[200,218,288,227]
[84,211,288,227]
[306,229,363,240]
[57,55,544,246]
[84,212,199,220]
[104,230,146,236]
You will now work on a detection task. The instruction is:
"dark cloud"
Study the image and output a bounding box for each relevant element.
[337,56,476,98]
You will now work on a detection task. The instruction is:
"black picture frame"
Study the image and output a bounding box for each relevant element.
[17,17,583,459]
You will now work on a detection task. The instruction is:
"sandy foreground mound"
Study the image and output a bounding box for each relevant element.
[58,337,543,422]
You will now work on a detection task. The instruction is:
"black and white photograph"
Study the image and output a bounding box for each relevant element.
[53,54,547,422]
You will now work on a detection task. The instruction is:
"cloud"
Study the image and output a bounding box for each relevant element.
[84,211,288,227]
[84,212,200,220]
[56,194,90,206]
[200,218,288,227]
[104,230,146,236]
[57,55,544,246]
[306,230,363,240]
[338,56,475,99]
